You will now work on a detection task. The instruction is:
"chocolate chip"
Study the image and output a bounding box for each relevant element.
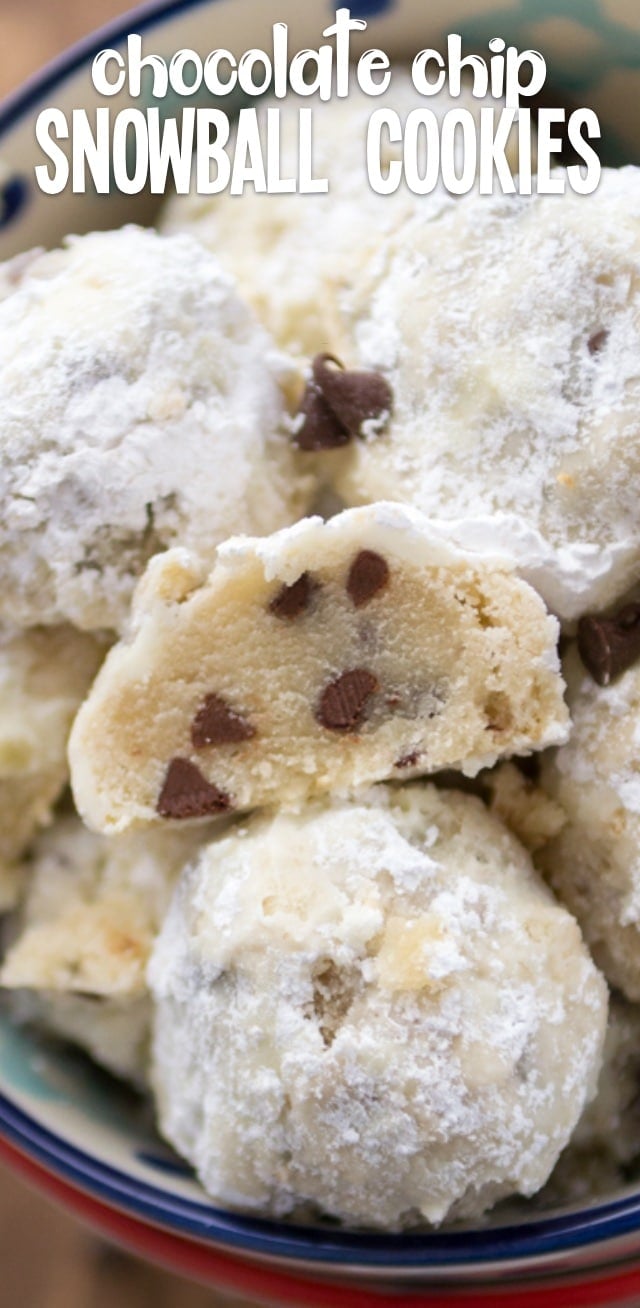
[293,353,392,451]
[157,758,231,819]
[588,329,609,355]
[347,550,390,607]
[315,668,379,732]
[294,386,351,452]
[314,354,393,435]
[577,604,640,686]
[394,751,421,769]
[191,694,256,748]
[269,572,317,620]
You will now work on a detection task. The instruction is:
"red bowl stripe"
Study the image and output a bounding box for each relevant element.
[3,1134,640,1307]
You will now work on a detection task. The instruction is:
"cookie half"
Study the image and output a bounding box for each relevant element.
[69,503,569,833]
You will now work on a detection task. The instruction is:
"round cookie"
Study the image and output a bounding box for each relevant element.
[0,814,204,997]
[161,76,523,360]
[1,813,206,1085]
[148,784,607,1229]
[538,644,640,1001]
[323,167,640,625]
[69,503,569,835]
[0,226,311,633]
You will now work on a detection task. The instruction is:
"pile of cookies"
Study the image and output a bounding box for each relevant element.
[1,80,640,1230]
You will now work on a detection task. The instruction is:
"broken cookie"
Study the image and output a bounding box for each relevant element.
[69,504,569,834]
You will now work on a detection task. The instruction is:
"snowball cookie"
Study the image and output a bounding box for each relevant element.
[69,503,568,835]
[160,75,523,360]
[0,226,311,633]
[325,168,640,625]
[0,625,104,871]
[538,645,640,1001]
[9,989,151,1086]
[148,784,607,1229]
[0,809,202,1085]
[0,814,203,998]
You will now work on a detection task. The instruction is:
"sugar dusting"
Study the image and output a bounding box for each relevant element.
[0,226,308,632]
[148,784,606,1229]
[337,169,640,623]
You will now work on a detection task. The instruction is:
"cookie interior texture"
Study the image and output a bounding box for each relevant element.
[69,504,568,834]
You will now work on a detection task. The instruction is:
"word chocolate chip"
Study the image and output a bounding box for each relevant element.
[347,550,390,607]
[157,757,232,819]
[294,353,392,451]
[191,693,256,748]
[269,572,317,620]
[316,667,379,732]
[577,604,640,686]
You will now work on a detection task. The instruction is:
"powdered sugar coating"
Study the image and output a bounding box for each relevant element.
[0,814,203,997]
[161,76,523,360]
[332,167,640,624]
[0,226,310,632]
[0,813,209,1086]
[148,785,606,1228]
[539,646,640,1000]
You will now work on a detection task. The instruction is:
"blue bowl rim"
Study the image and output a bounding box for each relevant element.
[1,0,640,1272]
[0,0,220,136]
[2,1082,640,1268]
